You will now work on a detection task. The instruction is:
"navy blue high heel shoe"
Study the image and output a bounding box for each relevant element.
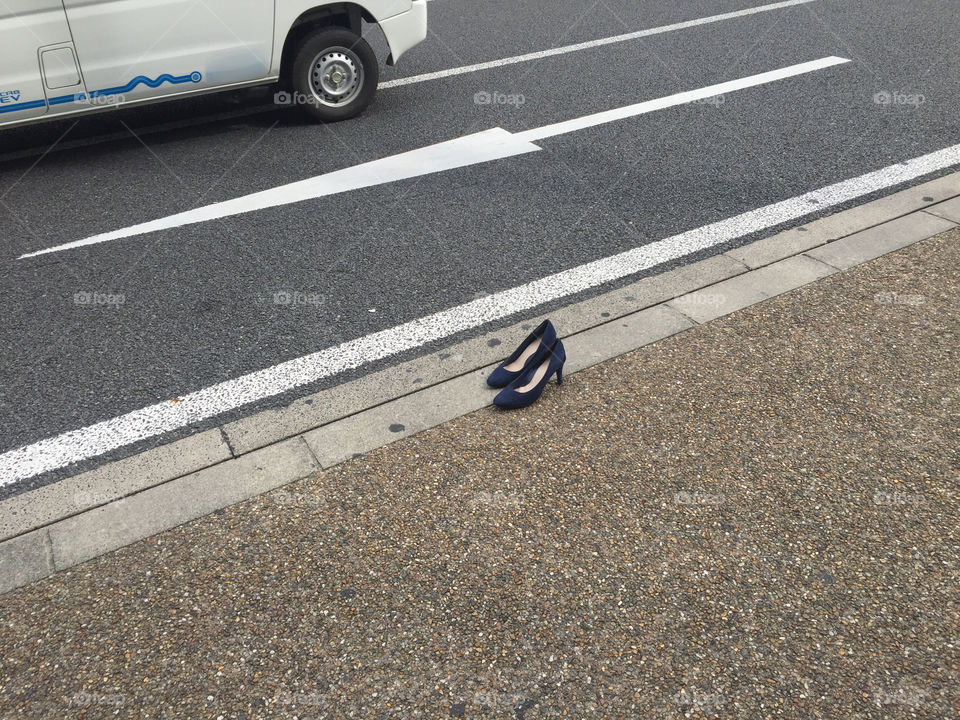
[486,319,557,388]
[493,339,566,409]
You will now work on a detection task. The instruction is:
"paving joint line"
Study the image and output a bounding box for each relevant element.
[219,426,238,458]
[662,303,704,327]
[297,435,323,469]
[40,529,54,574]
[815,198,960,241]
[800,252,844,271]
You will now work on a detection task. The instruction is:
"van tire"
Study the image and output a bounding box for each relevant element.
[291,28,379,122]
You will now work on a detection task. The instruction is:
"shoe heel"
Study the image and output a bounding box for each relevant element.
[556,364,564,385]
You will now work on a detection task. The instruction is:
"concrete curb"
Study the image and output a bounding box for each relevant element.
[2,171,959,594]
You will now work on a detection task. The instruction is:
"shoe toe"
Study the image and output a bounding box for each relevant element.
[493,387,517,408]
[486,367,513,388]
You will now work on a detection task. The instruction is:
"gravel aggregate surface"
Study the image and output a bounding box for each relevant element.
[1,230,958,718]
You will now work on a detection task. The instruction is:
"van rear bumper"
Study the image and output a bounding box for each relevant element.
[381,0,427,66]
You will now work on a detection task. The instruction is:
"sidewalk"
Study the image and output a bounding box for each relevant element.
[1,229,958,719]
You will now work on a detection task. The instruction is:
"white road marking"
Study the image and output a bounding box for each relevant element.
[4,140,960,484]
[17,129,541,257]
[516,56,848,141]
[379,0,823,88]
[17,57,849,259]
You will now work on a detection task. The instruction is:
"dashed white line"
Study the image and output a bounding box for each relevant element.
[379,0,823,88]
[4,138,960,484]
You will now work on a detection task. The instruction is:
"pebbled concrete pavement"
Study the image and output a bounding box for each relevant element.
[0,230,957,718]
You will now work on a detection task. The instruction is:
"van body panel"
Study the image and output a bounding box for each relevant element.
[39,42,91,118]
[379,0,427,65]
[60,0,275,106]
[269,0,414,75]
[41,47,81,89]
[0,1,75,121]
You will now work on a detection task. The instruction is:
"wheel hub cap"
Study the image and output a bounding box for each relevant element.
[310,48,363,107]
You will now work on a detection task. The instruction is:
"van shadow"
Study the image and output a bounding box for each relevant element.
[0,84,319,167]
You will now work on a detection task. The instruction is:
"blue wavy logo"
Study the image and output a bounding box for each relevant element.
[90,71,202,99]
[1,71,203,115]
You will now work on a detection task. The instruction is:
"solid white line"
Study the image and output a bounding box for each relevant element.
[379,0,822,88]
[18,57,847,259]
[3,142,960,484]
[518,56,849,141]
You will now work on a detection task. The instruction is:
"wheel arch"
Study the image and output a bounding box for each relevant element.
[278,3,375,82]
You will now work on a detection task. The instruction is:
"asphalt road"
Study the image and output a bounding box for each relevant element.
[1,0,959,496]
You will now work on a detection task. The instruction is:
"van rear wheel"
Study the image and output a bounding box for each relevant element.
[291,28,379,122]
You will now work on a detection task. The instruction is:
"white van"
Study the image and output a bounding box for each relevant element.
[0,0,427,128]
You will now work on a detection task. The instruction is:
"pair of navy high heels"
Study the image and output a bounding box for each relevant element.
[487,320,566,409]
